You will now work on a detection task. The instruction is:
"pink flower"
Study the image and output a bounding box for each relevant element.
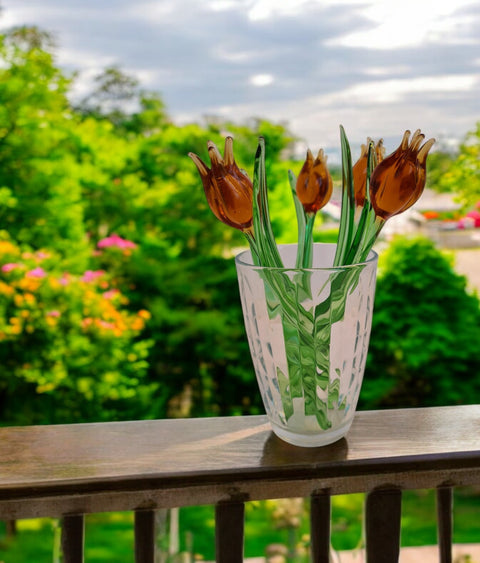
[81,270,105,282]
[466,210,480,227]
[27,267,46,278]
[97,320,115,330]
[97,234,137,250]
[1,263,21,273]
[103,289,119,300]
[59,273,71,286]
[46,310,61,317]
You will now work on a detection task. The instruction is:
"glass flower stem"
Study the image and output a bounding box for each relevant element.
[301,213,316,269]
[359,216,385,262]
[342,140,378,265]
[334,126,355,267]
[252,138,283,268]
[243,228,261,266]
[289,170,308,269]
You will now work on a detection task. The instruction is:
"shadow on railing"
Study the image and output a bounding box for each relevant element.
[0,405,479,562]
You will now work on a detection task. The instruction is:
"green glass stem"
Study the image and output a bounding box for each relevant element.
[333,126,356,267]
[301,213,316,269]
[243,229,260,266]
[359,216,385,262]
[252,138,283,268]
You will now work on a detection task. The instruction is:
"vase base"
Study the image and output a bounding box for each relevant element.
[270,420,352,448]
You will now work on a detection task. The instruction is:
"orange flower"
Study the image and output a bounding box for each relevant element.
[352,139,385,208]
[0,281,14,296]
[296,149,333,215]
[189,137,253,232]
[130,317,145,331]
[370,130,435,221]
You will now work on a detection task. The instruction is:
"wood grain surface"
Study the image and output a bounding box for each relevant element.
[0,405,478,518]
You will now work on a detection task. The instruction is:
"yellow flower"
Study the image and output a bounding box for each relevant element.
[37,383,56,393]
[24,293,36,304]
[18,278,40,292]
[0,241,18,255]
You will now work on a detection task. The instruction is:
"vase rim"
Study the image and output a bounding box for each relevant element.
[235,242,378,271]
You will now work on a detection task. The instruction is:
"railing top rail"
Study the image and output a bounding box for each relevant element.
[0,405,479,498]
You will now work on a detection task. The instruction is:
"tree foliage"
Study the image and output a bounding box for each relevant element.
[361,236,480,409]
[435,122,480,205]
[0,26,89,269]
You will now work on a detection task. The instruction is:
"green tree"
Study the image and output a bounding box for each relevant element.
[75,65,170,135]
[436,122,480,205]
[361,236,480,409]
[0,26,89,269]
[424,148,456,193]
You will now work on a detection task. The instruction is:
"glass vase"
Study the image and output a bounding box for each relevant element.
[235,243,378,447]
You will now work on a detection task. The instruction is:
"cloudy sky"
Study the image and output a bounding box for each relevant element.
[1,0,479,160]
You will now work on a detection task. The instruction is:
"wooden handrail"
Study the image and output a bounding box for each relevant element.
[0,405,479,562]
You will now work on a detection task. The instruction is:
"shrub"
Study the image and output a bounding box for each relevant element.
[0,238,155,425]
[360,236,480,409]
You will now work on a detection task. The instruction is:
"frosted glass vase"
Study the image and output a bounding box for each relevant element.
[235,243,378,447]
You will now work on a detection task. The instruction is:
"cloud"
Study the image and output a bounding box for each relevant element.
[327,0,480,49]
[0,0,478,158]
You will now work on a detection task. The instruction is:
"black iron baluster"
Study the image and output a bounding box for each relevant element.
[61,514,84,563]
[366,487,402,563]
[310,490,331,563]
[437,486,454,563]
[135,509,157,563]
[215,500,245,563]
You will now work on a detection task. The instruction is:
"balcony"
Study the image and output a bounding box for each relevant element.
[0,404,479,562]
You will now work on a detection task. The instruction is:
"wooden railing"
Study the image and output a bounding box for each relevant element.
[0,404,479,562]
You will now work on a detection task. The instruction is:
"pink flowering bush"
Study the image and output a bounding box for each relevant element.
[98,233,137,250]
[0,239,155,424]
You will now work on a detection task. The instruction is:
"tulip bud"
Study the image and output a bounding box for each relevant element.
[369,130,435,221]
[188,137,253,232]
[296,149,333,215]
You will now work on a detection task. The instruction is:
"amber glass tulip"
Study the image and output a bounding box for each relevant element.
[296,149,333,215]
[369,130,435,221]
[188,137,253,232]
[352,139,384,208]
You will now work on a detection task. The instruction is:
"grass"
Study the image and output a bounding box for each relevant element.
[0,488,478,561]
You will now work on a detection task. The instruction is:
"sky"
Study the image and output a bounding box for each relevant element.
[1,0,479,161]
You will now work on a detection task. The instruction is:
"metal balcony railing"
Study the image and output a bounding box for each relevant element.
[0,404,479,562]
